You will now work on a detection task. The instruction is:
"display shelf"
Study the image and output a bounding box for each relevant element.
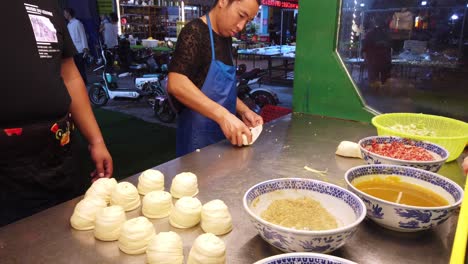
[120,4,200,39]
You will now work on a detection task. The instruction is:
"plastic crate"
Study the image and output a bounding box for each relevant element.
[260,105,292,123]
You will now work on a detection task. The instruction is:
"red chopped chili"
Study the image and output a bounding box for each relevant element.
[365,139,435,161]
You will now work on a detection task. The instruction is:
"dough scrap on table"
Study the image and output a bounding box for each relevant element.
[335,140,362,158]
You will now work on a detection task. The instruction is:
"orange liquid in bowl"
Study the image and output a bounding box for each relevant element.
[352,176,449,207]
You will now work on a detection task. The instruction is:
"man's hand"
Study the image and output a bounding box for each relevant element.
[218,112,252,146]
[88,141,113,182]
[239,109,263,128]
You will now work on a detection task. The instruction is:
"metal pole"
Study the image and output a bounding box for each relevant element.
[458,6,467,59]
[280,9,284,46]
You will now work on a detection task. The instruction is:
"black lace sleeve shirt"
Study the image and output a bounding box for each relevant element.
[169,18,233,89]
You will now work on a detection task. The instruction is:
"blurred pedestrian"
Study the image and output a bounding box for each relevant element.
[64,7,89,85]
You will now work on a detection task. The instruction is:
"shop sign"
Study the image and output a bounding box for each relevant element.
[261,0,298,9]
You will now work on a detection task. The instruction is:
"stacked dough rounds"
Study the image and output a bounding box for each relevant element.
[137,169,164,195]
[142,191,173,219]
[94,205,126,241]
[187,233,226,264]
[169,197,202,228]
[201,200,233,235]
[85,177,118,204]
[118,216,155,255]
[70,196,107,230]
[110,182,141,211]
[146,231,184,264]
[170,172,199,198]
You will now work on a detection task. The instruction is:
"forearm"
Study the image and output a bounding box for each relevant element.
[61,58,103,145]
[236,98,250,116]
[167,72,229,123]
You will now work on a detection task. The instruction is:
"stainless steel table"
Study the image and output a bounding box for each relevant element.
[0,114,465,264]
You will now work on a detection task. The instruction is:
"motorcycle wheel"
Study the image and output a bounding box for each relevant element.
[154,101,176,123]
[251,90,278,108]
[88,84,108,107]
[241,95,261,114]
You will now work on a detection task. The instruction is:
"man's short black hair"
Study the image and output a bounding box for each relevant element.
[64,7,75,17]
[212,0,261,8]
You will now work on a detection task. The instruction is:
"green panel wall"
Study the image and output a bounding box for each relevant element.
[293,0,374,122]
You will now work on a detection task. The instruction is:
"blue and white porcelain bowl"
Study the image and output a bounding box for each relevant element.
[243,178,366,253]
[345,164,463,232]
[254,252,356,264]
[358,136,449,173]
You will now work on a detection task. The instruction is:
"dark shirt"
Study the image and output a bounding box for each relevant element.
[169,18,233,89]
[362,27,392,65]
[1,0,76,126]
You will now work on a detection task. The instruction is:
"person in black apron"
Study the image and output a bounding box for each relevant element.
[168,0,263,157]
[0,1,113,227]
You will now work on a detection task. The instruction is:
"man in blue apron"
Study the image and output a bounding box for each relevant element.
[168,0,263,157]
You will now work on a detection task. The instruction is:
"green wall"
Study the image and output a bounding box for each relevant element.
[293,0,375,122]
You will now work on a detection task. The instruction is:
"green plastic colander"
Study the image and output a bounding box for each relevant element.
[371,113,468,162]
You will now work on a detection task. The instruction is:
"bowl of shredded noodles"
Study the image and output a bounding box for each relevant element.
[371,113,468,162]
[243,178,366,253]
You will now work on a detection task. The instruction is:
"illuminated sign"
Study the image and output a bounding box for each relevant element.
[261,0,299,9]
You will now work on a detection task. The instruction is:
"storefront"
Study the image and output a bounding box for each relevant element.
[117,0,211,40]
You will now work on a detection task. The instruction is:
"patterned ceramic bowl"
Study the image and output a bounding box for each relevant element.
[254,252,356,264]
[345,165,463,232]
[358,136,449,173]
[243,178,366,253]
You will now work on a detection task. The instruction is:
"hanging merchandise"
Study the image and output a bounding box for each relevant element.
[389,9,414,31]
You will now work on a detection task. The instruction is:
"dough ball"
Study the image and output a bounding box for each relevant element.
[335,141,362,158]
[187,233,226,264]
[146,231,184,264]
[142,191,173,219]
[70,196,107,231]
[118,216,155,255]
[201,200,233,235]
[85,177,118,204]
[110,182,141,211]
[169,196,202,228]
[94,205,126,241]
[137,169,164,195]
[170,172,199,198]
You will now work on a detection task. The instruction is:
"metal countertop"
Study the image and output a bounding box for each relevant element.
[0,113,465,264]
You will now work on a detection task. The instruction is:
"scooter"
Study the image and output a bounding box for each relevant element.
[236,64,279,111]
[88,41,165,107]
[150,41,177,123]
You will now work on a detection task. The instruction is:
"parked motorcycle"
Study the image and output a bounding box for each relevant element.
[150,41,177,123]
[88,40,165,107]
[236,64,279,112]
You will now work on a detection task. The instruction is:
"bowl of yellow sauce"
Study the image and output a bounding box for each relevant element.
[243,178,366,253]
[344,164,463,232]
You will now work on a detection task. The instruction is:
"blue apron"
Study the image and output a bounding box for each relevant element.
[176,14,237,157]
